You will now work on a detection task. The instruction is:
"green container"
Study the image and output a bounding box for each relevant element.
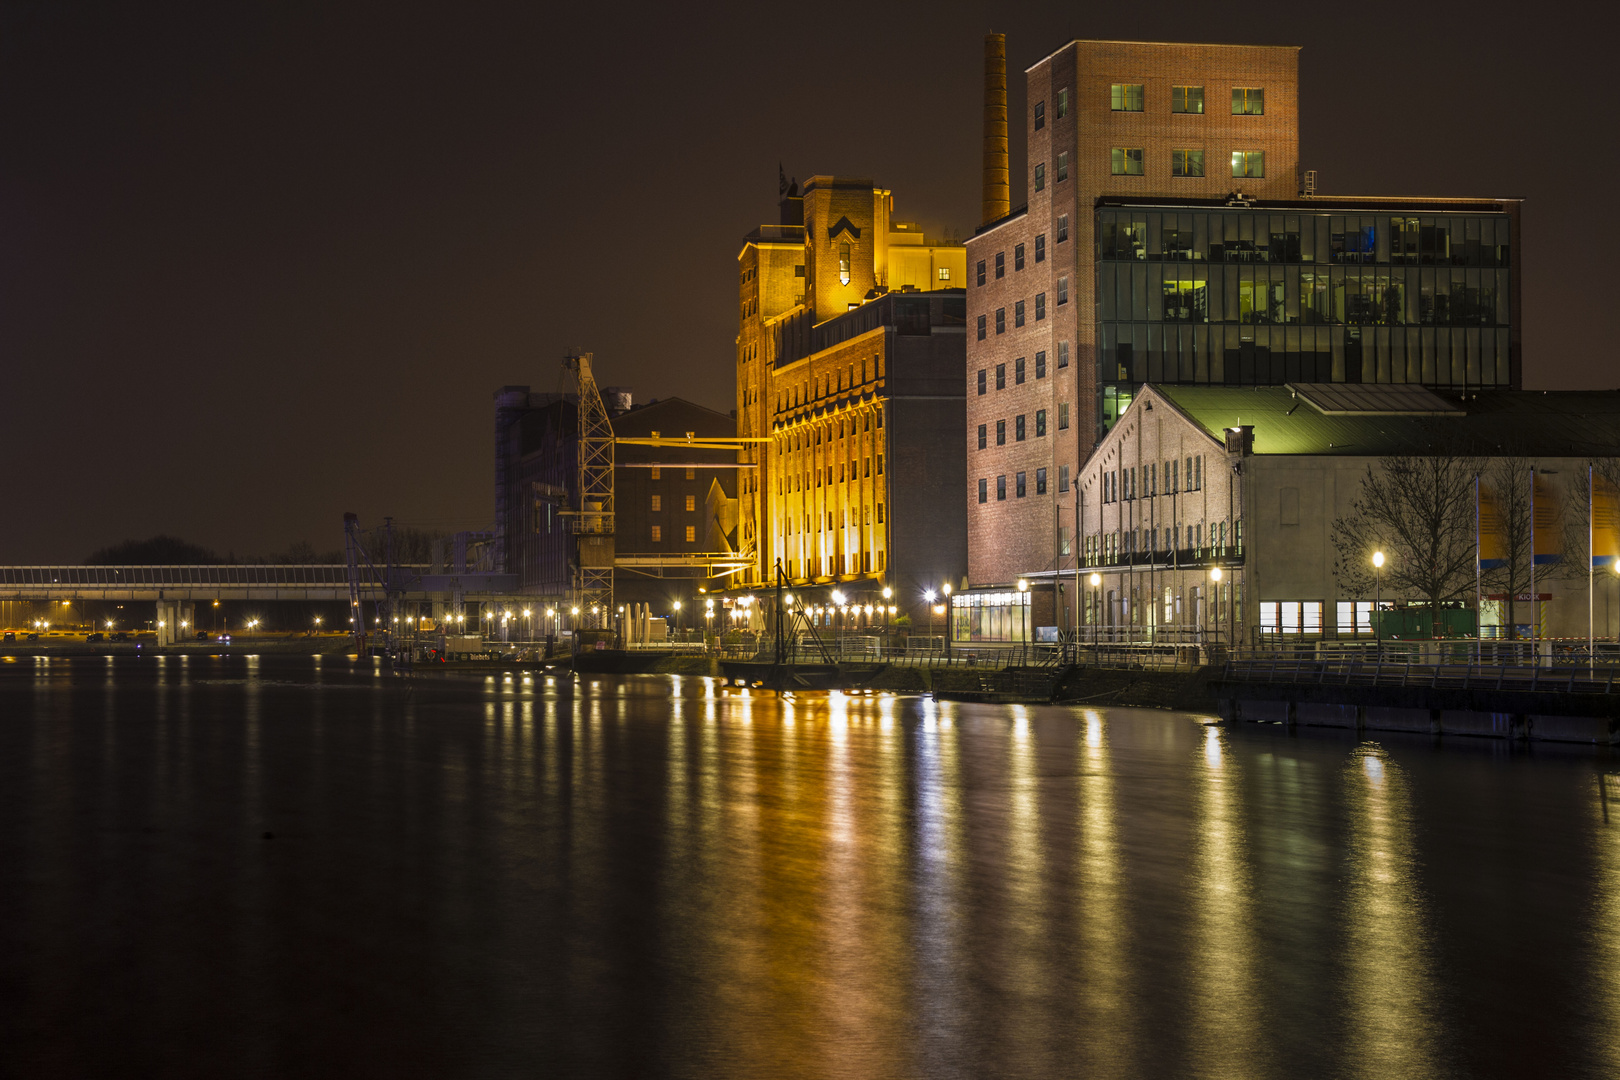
[1372,607,1478,640]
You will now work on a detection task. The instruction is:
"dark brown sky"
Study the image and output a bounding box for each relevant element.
[1,1,1611,561]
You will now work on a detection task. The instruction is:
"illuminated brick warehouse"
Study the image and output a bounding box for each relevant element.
[734,174,968,619]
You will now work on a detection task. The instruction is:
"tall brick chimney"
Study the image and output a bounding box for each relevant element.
[981,33,1009,226]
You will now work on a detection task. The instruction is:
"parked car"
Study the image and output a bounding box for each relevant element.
[2,631,14,642]
[195,631,209,640]
[109,631,130,641]
[86,632,105,642]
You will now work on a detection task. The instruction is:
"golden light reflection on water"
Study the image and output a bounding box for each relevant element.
[1192,723,1259,1077]
[1074,709,1130,1074]
[1005,706,1048,1015]
[1596,771,1620,1079]
[1343,743,1438,1078]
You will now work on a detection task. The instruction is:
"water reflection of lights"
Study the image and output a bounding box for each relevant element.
[1596,772,1620,1078]
[1075,709,1128,1074]
[1192,722,1258,1075]
[1345,743,1439,1076]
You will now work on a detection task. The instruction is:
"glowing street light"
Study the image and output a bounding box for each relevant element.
[1373,550,1385,644]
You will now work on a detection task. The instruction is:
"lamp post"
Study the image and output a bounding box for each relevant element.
[1373,550,1385,651]
[1016,578,1029,654]
[1090,571,1102,651]
[924,589,936,650]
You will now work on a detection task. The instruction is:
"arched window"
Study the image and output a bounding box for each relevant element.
[838,243,851,286]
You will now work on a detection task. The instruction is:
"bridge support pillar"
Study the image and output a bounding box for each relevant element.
[155,599,173,645]
[1429,708,1442,736]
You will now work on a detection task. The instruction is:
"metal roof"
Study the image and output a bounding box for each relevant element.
[1288,383,1463,416]
[1152,386,1620,458]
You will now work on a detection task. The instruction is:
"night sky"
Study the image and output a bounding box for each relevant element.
[2,1,1612,563]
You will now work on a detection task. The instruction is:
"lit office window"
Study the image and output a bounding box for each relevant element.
[1111,148,1144,175]
[1110,83,1144,111]
[651,526,662,542]
[938,266,951,280]
[1172,149,1205,177]
[1172,86,1204,113]
[1232,87,1265,115]
[685,526,696,543]
[684,495,695,511]
[1231,150,1265,178]
[651,495,661,511]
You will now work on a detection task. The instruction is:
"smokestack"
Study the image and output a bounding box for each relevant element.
[981,32,1009,226]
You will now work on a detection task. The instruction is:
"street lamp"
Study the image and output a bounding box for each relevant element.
[1016,579,1029,646]
[1090,571,1103,648]
[1372,550,1385,647]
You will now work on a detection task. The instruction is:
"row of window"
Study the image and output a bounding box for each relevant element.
[1099,211,1513,268]
[647,526,697,543]
[644,467,697,480]
[775,357,886,413]
[1031,85,1265,127]
[1100,456,1207,503]
[977,409,1054,447]
[778,455,885,495]
[976,220,1067,285]
[978,470,1049,501]
[782,553,886,580]
[782,505,885,533]
[1082,521,1239,565]
[1099,264,1511,328]
[647,494,699,512]
[1109,148,1265,178]
[1101,324,1514,394]
[1111,84,1263,115]
[973,346,1072,394]
[976,281,1068,338]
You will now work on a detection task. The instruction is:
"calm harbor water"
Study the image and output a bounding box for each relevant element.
[2,654,1617,1078]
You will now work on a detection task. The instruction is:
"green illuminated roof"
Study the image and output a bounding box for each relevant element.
[1152,386,1620,458]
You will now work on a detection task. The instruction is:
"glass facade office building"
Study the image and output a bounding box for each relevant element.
[1094,199,1519,426]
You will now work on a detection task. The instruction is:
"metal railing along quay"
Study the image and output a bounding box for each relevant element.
[1222,656,1620,696]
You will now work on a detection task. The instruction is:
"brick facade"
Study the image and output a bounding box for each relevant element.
[967,39,1300,588]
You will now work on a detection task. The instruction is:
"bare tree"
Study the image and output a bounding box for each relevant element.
[1331,454,1483,637]
[1481,457,1536,638]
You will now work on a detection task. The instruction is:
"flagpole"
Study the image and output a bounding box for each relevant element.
[1476,472,1482,664]
[1529,465,1537,665]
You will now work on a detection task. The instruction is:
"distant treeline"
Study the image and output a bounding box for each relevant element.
[86,530,450,566]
